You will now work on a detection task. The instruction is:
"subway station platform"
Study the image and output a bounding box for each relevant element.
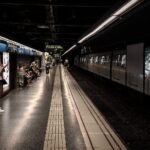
[0,65,127,150]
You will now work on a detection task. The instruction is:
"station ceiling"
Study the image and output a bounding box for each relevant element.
[0,0,150,51]
[0,0,149,53]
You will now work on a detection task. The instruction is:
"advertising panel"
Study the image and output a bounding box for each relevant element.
[97,53,111,79]
[18,48,24,55]
[112,50,126,85]
[127,43,144,92]
[145,47,150,95]
[3,52,9,91]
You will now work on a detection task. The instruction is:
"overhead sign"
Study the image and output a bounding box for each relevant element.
[45,45,63,49]
[7,43,18,53]
[0,43,7,52]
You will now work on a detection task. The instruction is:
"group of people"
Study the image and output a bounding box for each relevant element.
[0,58,70,113]
[0,60,41,113]
[17,60,41,87]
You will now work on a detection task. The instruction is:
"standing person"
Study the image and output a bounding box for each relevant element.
[64,58,69,68]
[45,61,50,74]
[0,61,8,113]
[18,64,26,87]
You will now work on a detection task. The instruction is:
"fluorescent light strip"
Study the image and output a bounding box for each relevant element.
[78,0,141,44]
[113,0,140,16]
[78,15,117,43]
[62,44,76,56]
[61,0,142,56]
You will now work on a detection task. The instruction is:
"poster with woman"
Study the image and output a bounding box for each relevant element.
[3,52,9,91]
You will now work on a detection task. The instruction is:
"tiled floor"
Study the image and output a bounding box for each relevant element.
[62,65,127,150]
[44,66,66,150]
[0,65,127,150]
[0,69,55,150]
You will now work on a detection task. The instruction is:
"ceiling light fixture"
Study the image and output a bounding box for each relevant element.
[78,0,142,44]
[62,44,76,56]
[113,0,141,16]
[62,0,143,56]
[78,15,117,43]
[37,25,49,29]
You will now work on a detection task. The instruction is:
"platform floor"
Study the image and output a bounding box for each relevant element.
[0,65,127,150]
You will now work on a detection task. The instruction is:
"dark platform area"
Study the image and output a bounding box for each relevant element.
[69,66,150,150]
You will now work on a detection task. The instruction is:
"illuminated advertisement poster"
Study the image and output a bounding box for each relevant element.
[113,53,126,68]
[3,52,9,91]
[145,49,150,72]
[145,48,150,95]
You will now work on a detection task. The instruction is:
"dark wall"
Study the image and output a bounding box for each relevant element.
[9,53,17,89]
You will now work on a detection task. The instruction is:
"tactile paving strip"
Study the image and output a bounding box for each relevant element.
[43,67,67,150]
[63,65,127,150]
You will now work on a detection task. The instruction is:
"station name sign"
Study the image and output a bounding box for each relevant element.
[46,45,63,50]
